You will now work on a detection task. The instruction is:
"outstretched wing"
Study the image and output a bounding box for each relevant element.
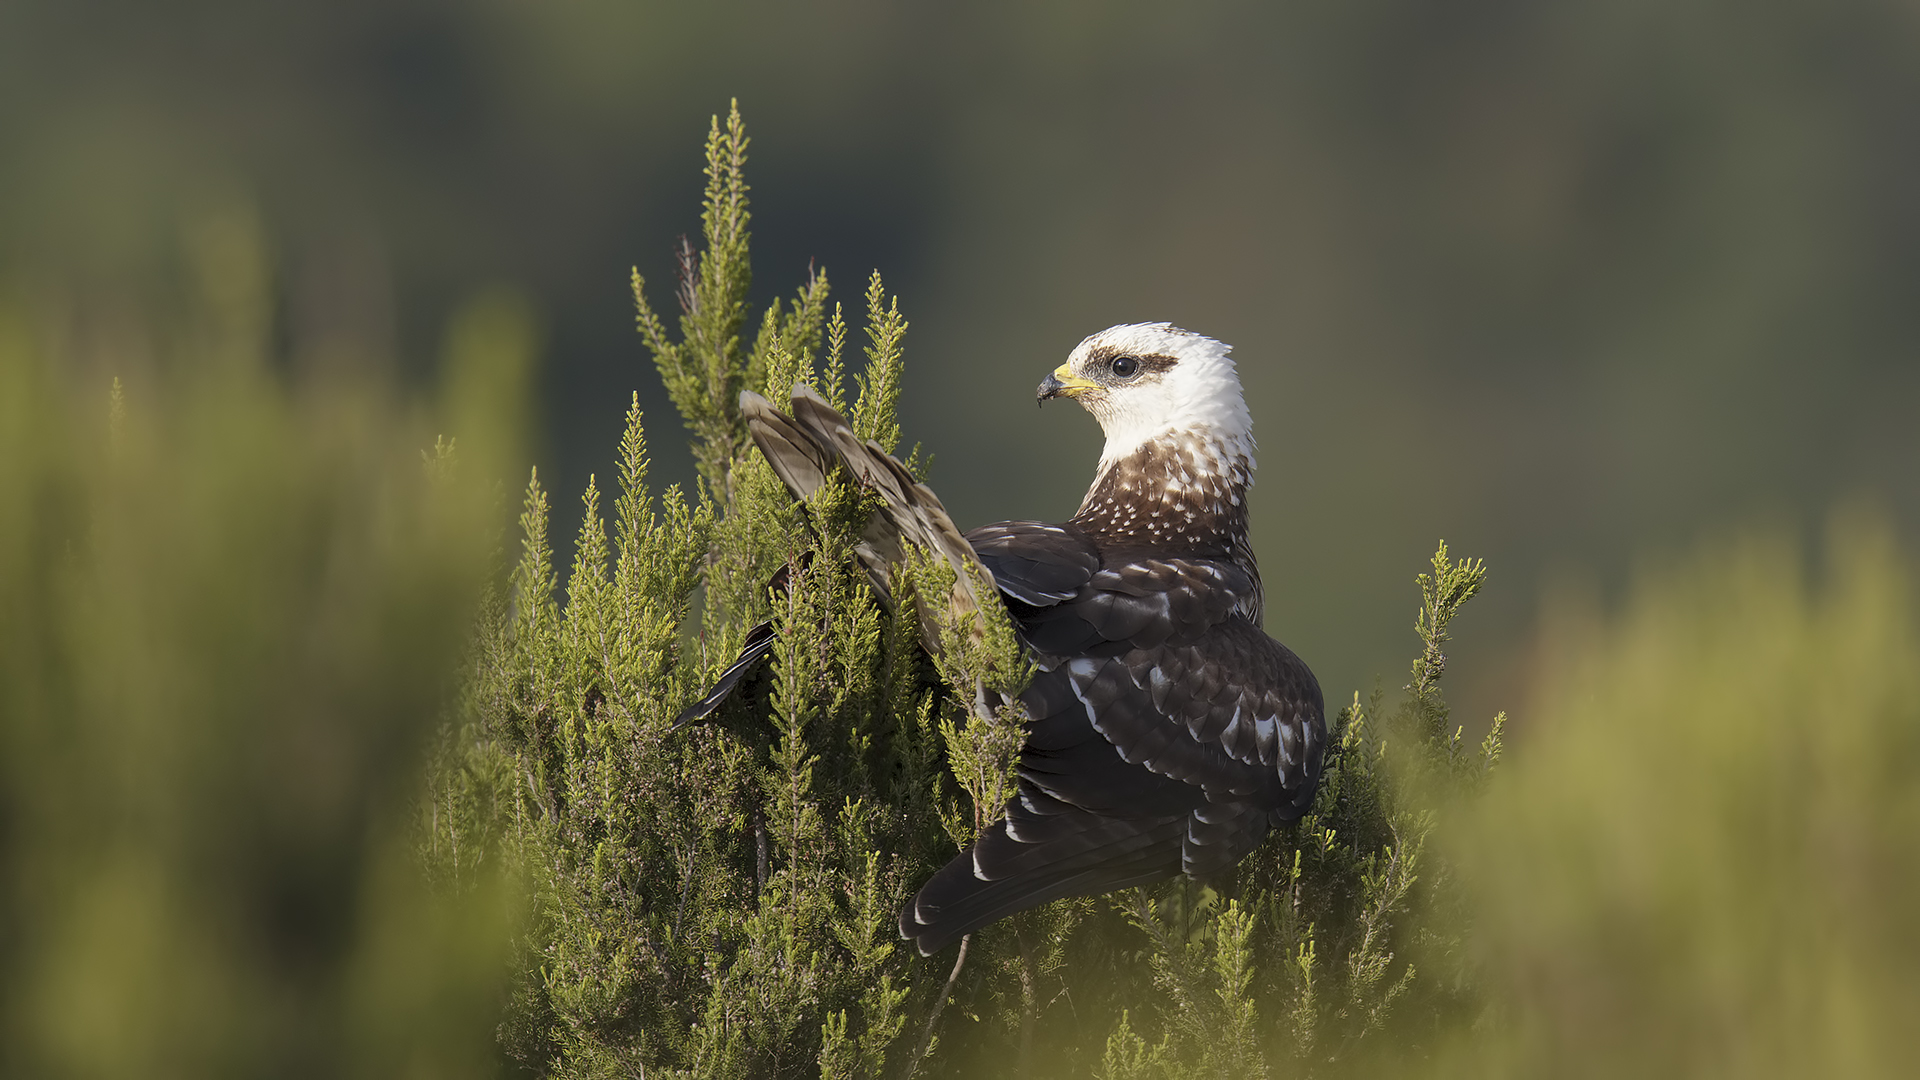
[740,385,998,651]
[683,386,1015,726]
[900,522,1324,954]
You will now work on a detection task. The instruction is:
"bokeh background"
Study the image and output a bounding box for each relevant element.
[8,0,1918,719]
[7,3,1920,1075]
[14,0,1920,728]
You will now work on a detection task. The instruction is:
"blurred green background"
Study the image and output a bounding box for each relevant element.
[6,2,1920,1075]
[9,0,1916,719]
[1433,514,1920,1079]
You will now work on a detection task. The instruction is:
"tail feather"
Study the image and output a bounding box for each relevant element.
[898,811,1187,955]
[977,801,1182,884]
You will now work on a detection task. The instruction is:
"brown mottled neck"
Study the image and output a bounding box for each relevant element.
[1070,430,1257,569]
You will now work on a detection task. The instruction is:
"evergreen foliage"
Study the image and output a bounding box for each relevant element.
[432,104,1504,1078]
[1431,515,1920,1079]
[0,219,524,1077]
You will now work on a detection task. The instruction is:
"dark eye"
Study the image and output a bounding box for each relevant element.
[1110,355,1140,379]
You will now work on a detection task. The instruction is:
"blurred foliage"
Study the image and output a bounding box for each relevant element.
[434,107,1507,1079]
[7,0,1917,732]
[1421,513,1920,1079]
[6,15,1908,1068]
[0,212,533,1075]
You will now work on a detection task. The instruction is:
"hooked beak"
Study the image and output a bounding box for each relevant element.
[1036,364,1099,404]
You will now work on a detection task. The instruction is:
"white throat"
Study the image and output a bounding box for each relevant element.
[1095,400,1255,471]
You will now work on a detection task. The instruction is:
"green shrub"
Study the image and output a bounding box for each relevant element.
[436,104,1504,1079]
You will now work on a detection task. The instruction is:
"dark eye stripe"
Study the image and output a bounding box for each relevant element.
[1090,349,1175,378]
[1088,345,1180,377]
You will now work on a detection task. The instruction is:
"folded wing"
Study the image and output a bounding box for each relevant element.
[900,521,1324,955]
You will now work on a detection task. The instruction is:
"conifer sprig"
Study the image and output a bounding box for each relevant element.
[851,271,907,453]
[635,100,766,500]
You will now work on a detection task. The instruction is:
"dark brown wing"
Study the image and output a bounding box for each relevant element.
[900,523,1324,955]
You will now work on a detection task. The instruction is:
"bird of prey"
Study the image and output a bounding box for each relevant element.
[699,322,1325,956]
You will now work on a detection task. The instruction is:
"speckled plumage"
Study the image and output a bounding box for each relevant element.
[1069,429,1262,622]
[714,323,1326,957]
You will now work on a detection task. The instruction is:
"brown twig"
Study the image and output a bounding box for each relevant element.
[905,933,971,1078]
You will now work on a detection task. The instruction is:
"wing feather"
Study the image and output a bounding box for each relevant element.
[741,385,1007,668]
[965,521,1101,607]
[900,529,1326,953]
